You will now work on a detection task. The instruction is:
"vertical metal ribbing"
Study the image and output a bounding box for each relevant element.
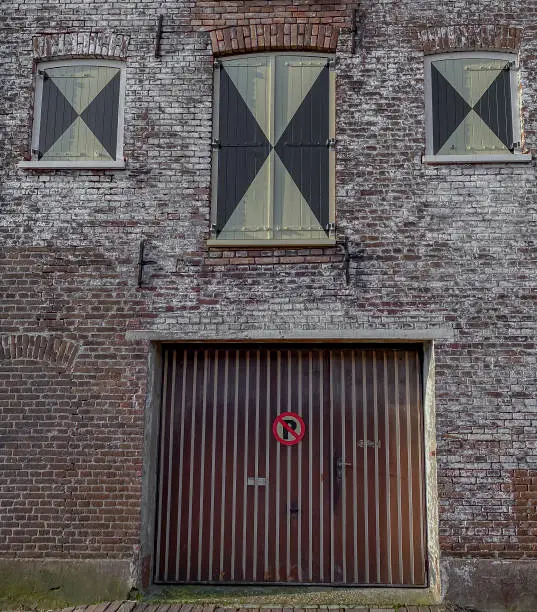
[340,350,347,583]
[329,351,335,583]
[186,350,198,580]
[362,350,369,583]
[230,350,239,580]
[373,350,380,583]
[286,351,292,581]
[242,350,250,580]
[394,354,403,584]
[308,351,313,582]
[175,349,188,580]
[154,348,169,581]
[416,351,426,580]
[318,350,324,582]
[297,350,303,582]
[405,351,414,584]
[155,344,426,587]
[164,351,177,579]
[208,351,219,580]
[351,350,358,583]
[197,352,209,581]
[275,350,282,581]
[253,350,260,580]
[219,351,229,576]
[383,351,392,583]
[264,351,270,580]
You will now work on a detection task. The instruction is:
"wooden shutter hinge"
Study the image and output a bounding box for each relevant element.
[137,239,157,288]
[154,15,164,59]
[37,69,48,79]
[214,59,222,69]
[351,8,365,54]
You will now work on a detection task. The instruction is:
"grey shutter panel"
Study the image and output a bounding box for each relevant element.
[80,71,121,159]
[473,66,513,150]
[274,65,330,234]
[215,66,271,234]
[38,73,78,159]
[431,58,514,156]
[431,65,471,155]
[37,65,121,161]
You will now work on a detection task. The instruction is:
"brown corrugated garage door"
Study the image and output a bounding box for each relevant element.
[154,344,427,586]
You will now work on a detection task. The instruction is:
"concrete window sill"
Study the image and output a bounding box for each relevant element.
[422,153,532,164]
[18,160,126,170]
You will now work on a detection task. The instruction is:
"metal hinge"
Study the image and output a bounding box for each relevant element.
[137,239,157,288]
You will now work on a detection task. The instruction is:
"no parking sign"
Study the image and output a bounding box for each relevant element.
[272,412,306,446]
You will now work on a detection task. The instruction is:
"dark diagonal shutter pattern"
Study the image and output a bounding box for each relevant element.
[37,64,121,161]
[431,65,471,155]
[274,66,330,232]
[473,67,513,149]
[431,57,515,155]
[216,67,271,234]
[213,54,333,241]
[38,76,78,159]
[80,71,121,159]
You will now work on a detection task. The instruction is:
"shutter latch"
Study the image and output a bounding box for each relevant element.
[211,139,221,149]
[326,138,336,149]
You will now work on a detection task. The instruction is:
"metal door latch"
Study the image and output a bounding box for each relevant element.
[336,457,352,479]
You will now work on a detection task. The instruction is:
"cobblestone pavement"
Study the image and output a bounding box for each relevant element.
[53,603,474,612]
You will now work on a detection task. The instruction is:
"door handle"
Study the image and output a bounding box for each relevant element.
[336,457,352,480]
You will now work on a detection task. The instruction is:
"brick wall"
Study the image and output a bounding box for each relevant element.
[1,0,537,577]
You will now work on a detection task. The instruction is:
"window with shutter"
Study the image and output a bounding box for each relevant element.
[21,59,126,169]
[423,52,530,164]
[209,53,336,246]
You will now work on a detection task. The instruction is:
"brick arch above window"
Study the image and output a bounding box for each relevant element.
[33,30,130,60]
[210,23,339,57]
[419,25,522,55]
[0,334,80,368]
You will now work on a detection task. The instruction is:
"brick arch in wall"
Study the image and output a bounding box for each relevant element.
[419,24,522,54]
[32,31,130,60]
[209,23,340,56]
[0,334,79,369]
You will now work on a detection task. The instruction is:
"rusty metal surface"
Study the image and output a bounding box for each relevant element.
[154,345,426,586]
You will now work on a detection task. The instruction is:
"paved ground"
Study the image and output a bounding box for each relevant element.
[53,603,470,612]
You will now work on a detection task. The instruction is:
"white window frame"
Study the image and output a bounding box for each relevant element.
[207,51,336,247]
[423,51,531,164]
[19,58,126,170]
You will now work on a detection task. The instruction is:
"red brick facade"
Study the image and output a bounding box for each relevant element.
[2,0,537,607]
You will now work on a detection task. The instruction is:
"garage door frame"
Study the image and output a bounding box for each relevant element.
[137,333,441,604]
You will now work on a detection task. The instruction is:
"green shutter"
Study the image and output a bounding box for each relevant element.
[38,64,121,161]
[214,54,333,242]
[431,57,514,155]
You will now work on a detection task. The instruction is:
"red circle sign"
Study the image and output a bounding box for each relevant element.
[272,412,306,446]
